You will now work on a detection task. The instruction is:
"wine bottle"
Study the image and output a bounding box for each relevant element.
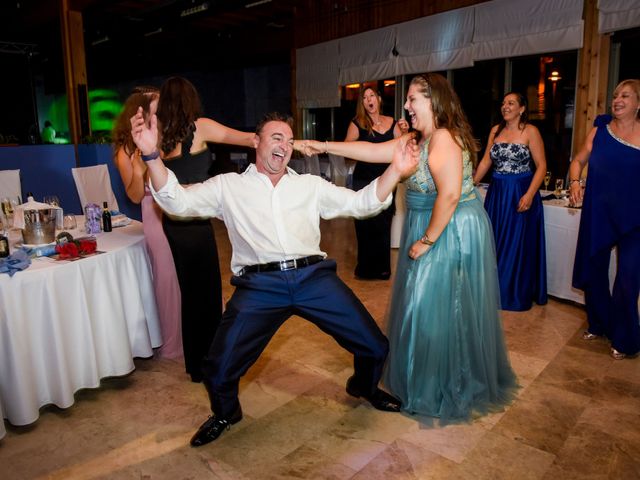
[102,201,112,232]
[0,231,9,258]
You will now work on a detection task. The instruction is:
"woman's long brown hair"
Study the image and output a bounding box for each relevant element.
[112,92,156,157]
[354,86,383,136]
[410,73,479,165]
[156,76,203,154]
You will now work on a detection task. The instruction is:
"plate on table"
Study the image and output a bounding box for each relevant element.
[111,215,132,228]
[19,241,56,248]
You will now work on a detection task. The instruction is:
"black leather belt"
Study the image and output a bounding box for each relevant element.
[239,255,324,276]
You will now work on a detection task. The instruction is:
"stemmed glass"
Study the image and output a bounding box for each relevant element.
[43,195,60,207]
[554,179,564,198]
[1,197,20,228]
[63,214,78,232]
[543,171,551,190]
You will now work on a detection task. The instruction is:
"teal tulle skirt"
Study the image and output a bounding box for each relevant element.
[382,189,519,422]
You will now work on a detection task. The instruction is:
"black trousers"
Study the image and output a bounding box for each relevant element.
[201,259,389,418]
[352,175,395,279]
[162,216,222,381]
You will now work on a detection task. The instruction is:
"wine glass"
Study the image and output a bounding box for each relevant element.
[43,195,60,207]
[554,179,564,198]
[543,171,551,190]
[63,214,78,231]
[1,197,15,228]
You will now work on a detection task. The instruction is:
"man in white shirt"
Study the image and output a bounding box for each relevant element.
[131,110,418,447]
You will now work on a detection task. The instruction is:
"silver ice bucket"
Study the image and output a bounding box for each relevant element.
[22,208,56,245]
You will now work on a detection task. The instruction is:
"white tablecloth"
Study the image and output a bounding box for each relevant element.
[0,219,161,438]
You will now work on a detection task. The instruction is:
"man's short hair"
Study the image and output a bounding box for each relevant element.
[256,112,294,135]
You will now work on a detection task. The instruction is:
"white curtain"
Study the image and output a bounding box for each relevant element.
[473,0,584,60]
[296,40,341,109]
[295,0,586,108]
[598,0,640,32]
[338,26,397,85]
[395,7,475,75]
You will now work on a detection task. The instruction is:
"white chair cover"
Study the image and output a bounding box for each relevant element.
[71,165,119,212]
[305,155,321,176]
[0,169,22,201]
[319,158,332,180]
[328,153,348,187]
[288,158,307,174]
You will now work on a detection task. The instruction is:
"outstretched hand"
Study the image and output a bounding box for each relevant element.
[397,118,409,134]
[130,106,159,156]
[392,137,419,180]
[294,139,325,157]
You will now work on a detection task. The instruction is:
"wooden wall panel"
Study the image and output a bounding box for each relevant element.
[294,0,487,48]
[573,0,610,156]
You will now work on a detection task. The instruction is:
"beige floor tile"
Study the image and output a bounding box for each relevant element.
[3,218,639,480]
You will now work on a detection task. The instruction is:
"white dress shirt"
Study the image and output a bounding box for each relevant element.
[151,164,392,274]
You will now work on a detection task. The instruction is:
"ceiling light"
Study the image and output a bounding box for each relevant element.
[548,71,562,82]
[245,0,272,8]
[91,36,110,46]
[144,28,163,37]
[180,2,209,17]
[346,83,360,89]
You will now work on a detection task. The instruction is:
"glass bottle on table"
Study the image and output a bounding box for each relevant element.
[102,201,112,232]
[0,214,9,258]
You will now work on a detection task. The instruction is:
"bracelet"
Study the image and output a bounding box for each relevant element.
[568,179,583,186]
[324,140,329,154]
[141,150,160,162]
[420,233,434,246]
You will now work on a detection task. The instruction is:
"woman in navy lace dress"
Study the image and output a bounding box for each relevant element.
[473,92,547,311]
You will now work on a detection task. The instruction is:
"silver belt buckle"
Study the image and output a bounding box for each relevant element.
[280,258,296,271]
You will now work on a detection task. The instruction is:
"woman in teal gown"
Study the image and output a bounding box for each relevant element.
[299,73,518,422]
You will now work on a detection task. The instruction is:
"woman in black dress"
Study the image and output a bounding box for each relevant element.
[157,77,254,381]
[344,86,408,279]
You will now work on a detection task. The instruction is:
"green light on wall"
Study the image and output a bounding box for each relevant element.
[47,88,124,140]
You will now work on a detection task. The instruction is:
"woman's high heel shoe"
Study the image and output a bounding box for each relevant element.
[611,348,626,360]
[582,331,599,340]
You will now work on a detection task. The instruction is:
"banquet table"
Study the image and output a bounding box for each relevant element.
[0,218,161,439]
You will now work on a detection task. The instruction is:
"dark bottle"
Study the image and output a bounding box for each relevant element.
[102,201,112,232]
[0,231,9,258]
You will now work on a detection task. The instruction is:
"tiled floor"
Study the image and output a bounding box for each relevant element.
[2,218,639,479]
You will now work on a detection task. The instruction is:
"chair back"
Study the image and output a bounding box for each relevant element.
[71,164,120,212]
[305,155,321,176]
[328,154,347,187]
[0,169,22,202]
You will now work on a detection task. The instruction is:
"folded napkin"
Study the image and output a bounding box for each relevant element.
[112,214,131,228]
[0,249,31,276]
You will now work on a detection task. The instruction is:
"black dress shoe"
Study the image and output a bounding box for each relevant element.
[346,377,402,412]
[190,409,243,447]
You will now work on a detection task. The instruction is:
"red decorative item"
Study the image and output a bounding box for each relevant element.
[55,237,98,259]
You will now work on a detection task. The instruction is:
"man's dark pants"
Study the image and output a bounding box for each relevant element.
[201,259,389,418]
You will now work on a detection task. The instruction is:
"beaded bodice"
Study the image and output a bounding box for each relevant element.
[405,138,474,198]
[490,143,532,174]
